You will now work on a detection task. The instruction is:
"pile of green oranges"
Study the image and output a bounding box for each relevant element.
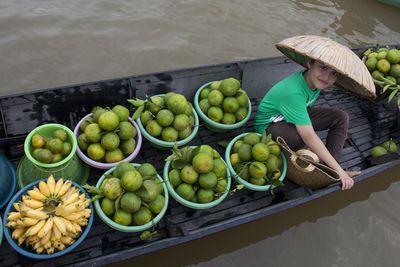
[137,93,196,142]
[364,47,400,94]
[229,133,284,186]
[78,105,137,163]
[85,162,165,226]
[166,145,228,204]
[198,77,249,124]
[31,129,72,163]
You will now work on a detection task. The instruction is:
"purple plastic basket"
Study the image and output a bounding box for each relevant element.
[73,113,142,169]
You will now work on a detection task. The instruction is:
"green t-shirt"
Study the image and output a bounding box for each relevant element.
[254,70,320,134]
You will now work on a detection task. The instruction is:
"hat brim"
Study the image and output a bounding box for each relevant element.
[276,35,376,100]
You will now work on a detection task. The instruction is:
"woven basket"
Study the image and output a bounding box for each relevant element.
[276,35,376,100]
[277,137,340,189]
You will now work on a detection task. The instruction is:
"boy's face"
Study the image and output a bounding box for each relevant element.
[307,60,338,90]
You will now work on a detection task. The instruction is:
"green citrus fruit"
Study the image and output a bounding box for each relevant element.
[146,120,163,137]
[198,172,218,189]
[101,132,120,151]
[87,143,105,161]
[98,111,120,131]
[173,114,189,131]
[133,206,152,225]
[84,123,102,143]
[207,106,223,122]
[243,133,260,145]
[230,153,240,166]
[61,142,72,157]
[382,140,398,152]
[377,59,391,73]
[52,129,68,142]
[112,105,130,121]
[148,96,165,114]
[51,153,63,163]
[265,154,279,173]
[120,192,141,213]
[387,49,400,64]
[368,52,378,58]
[121,170,143,191]
[156,109,174,127]
[268,142,281,156]
[113,161,136,178]
[389,64,400,78]
[238,143,253,161]
[176,183,195,201]
[118,121,136,140]
[80,117,94,132]
[136,179,160,202]
[45,138,64,154]
[92,107,106,123]
[178,127,192,140]
[249,161,267,178]
[119,138,136,156]
[161,127,179,142]
[192,152,214,174]
[105,148,124,163]
[250,177,266,186]
[222,113,236,124]
[101,197,115,216]
[365,57,378,71]
[31,133,46,148]
[199,98,211,114]
[78,133,90,151]
[222,97,239,113]
[215,178,228,193]
[102,177,123,200]
[180,165,199,184]
[208,90,224,106]
[220,78,240,96]
[137,163,157,177]
[166,93,188,114]
[212,158,227,178]
[148,194,165,214]
[252,142,270,161]
[210,81,221,91]
[236,89,249,107]
[235,107,248,121]
[200,87,211,99]
[184,102,193,116]
[140,110,153,127]
[168,168,182,188]
[233,140,243,153]
[376,51,387,60]
[197,188,214,203]
[114,209,132,226]
[370,145,387,157]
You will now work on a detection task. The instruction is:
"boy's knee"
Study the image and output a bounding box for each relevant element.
[334,109,349,127]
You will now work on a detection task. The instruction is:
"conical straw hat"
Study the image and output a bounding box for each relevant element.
[276,35,376,100]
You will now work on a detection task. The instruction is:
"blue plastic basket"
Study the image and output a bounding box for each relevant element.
[0,155,17,209]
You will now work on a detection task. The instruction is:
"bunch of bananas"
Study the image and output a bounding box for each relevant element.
[6,175,91,254]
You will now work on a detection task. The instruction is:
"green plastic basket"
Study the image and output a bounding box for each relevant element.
[194,81,252,133]
[17,154,90,188]
[225,132,287,191]
[136,94,199,150]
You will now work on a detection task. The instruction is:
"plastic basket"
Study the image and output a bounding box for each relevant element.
[0,155,17,209]
[74,114,142,170]
[136,94,199,150]
[194,81,252,133]
[94,163,169,232]
[3,178,94,259]
[225,132,287,191]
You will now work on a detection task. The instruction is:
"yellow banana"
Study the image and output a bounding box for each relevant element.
[61,217,75,233]
[22,197,44,209]
[54,177,64,196]
[24,219,46,238]
[38,217,53,238]
[58,180,72,197]
[39,180,50,197]
[43,239,52,249]
[79,193,86,200]
[13,202,20,212]
[47,175,56,195]
[78,208,92,219]
[18,235,26,246]
[20,204,49,220]
[40,228,52,245]
[62,212,86,222]
[46,246,55,254]
[7,211,23,221]
[12,227,26,239]
[52,223,61,241]
[36,246,44,254]
[54,241,65,251]
[62,191,80,206]
[33,241,42,250]
[27,189,46,201]
[72,222,82,233]
[53,216,67,236]
[21,217,41,227]
[60,236,75,246]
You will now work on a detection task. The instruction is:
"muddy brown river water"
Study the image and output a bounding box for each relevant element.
[1,0,399,266]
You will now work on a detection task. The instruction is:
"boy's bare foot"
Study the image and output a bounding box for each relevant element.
[346,171,361,178]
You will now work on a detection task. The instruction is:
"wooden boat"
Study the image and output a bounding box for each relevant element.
[1,46,400,266]
[378,0,400,7]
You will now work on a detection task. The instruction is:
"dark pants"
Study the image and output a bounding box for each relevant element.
[265,107,349,162]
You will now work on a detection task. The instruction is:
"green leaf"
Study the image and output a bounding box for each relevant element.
[131,105,144,120]
[261,130,272,144]
[388,89,398,103]
[217,140,230,148]
[382,84,391,93]
[127,98,145,107]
